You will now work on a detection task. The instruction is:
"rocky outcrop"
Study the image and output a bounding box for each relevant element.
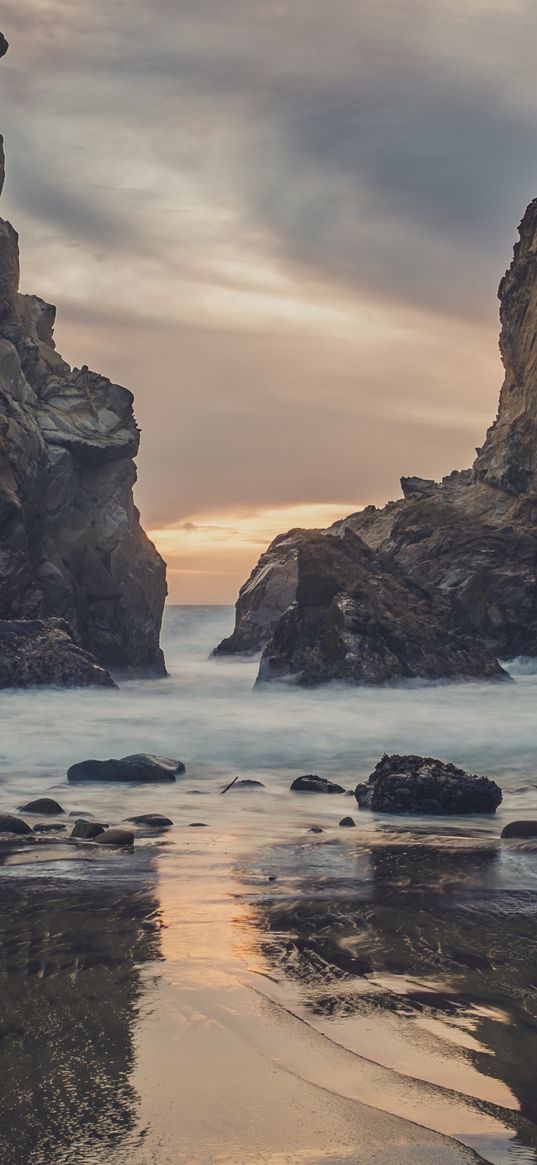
[217,196,537,682]
[355,754,503,815]
[257,530,505,685]
[212,530,304,655]
[0,618,114,688]
[0,37,167,681]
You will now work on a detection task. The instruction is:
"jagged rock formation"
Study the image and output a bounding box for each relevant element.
[216,197,537,684]
[0,618,114,688]
[257,530,505,685]
[0,36,167,681]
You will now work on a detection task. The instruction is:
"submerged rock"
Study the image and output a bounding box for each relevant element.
[70,820,106,840]
[355,754,502,815]
[127,813,173,827]
[0,38,166,680]
[0,619,115,689]
[0,813,32,834]
[291,774,345,794]
[33,822,66,833]
[501,820,537,839]
[226,779,265,791]
[67,754,183,783]
[19,797,64,815]
[96,828,134,847]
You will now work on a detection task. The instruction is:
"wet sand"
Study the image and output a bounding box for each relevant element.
[1,607,537,1164]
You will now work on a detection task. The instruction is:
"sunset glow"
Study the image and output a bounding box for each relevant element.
[150,502,361,603]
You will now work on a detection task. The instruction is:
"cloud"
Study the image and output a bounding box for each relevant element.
[0,1,532,598]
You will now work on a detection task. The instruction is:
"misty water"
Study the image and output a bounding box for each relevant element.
[1,605,537,1165]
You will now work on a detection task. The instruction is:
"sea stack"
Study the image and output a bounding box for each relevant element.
[216,197,537,684]
[0,35,167,682]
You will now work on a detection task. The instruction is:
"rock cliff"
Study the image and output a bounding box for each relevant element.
[216,197,537,684]
[0,34,167,681]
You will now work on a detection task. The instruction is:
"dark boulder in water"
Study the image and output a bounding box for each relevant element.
[501,820,537,839]
[68,754,184,783]
[291,774,345,794]
[70,820,106,840]
[339,816,356,827]
[227,779,265,791]
[19,797,64,815]
[355,754,502,815]
[0,813,32,834]
[127,813,173,828]
[96,828,134,847]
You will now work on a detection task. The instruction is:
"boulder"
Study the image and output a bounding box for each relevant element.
[339,816,356,827]
[501,820,537,839]
[0,813,32,834]
[67,754,183,783]
[19,797,64,815]
[127,813,173,827]
[70,820,106,840]
[291,774,345,794]
[355,754,502,815]
[96,828,134,847]
[0,619,115,689]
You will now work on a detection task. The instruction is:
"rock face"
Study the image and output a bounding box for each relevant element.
[0,618,115,688]
[216,197,537,682]
[0,37,167,682]
[355,754,503,815]
[257,530,505,685]
[212,530,304,656]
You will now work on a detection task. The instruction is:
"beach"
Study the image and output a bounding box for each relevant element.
[1,606,536,1165]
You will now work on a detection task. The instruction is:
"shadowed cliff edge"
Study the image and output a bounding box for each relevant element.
[0,35,167,684]
[215,197,537,686]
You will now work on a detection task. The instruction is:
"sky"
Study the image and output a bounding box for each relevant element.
[1,1,537,601]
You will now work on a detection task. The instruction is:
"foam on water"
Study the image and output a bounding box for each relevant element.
[1,605,537,834]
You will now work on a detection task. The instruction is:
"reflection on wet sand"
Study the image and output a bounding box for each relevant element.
[0,869,162,1165]
[245,837,537,1161]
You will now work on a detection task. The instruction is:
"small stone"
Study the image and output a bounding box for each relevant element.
[339,816,356,827]
[96,828,134,847]
[307,825,324,833]
[227,779,265,790]
[70,820,106,840]
[127,813,173,827]
[291,775,345,794]
[501,820,537,839]
[189,822,208,828]
[0,813,32,835]
[19,797,64,815]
